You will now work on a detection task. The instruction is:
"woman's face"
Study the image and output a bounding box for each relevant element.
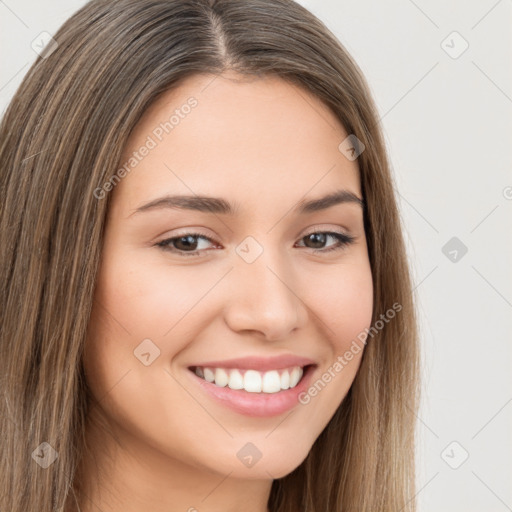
[85,71,373,480]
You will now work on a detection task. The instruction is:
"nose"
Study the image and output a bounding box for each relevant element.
[223,250,308,341]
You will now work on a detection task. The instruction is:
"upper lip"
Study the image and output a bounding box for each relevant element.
[189,355,316,372]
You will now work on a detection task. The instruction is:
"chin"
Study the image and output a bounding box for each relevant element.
[233,441,313,480]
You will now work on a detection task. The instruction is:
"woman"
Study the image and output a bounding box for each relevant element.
[0,0,420,510]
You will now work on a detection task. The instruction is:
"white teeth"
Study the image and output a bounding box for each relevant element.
[194,365,306,393]
[289,367,303,388]
[262,370,281,393]
[228,369,244,390]
[203,368,215,383]
[280,369,290,390]
[214,368,229,387]
[244,370,262,393]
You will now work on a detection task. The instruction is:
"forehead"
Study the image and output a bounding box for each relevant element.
[115,72,361,215]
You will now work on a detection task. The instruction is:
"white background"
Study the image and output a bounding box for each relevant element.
[1,1,511,510]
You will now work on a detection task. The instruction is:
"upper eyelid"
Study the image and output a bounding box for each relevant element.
[161,223,353,240]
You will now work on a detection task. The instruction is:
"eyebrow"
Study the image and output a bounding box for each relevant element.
[130,189,364,217]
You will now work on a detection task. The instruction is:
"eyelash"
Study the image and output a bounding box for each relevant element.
[155,230,356,258]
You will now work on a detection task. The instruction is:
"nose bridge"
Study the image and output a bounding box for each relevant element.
[223,236,307,340]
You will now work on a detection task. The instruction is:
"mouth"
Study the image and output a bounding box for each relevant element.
[189,364,311,394]
[186,357,317,417]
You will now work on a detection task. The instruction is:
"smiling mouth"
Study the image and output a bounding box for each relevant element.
[189,365,312,394]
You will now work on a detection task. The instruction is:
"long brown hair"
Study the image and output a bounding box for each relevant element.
[0,0,420,510]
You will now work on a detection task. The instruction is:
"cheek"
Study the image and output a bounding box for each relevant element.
[83,262,213,467]
[295,260,373,412]
[91,249,217,343]
[305,260,374,351]
[83,251,226,410]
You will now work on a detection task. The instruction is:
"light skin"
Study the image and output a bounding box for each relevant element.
[76,71,373,512]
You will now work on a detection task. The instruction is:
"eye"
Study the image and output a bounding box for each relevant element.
[156,231,216,257]
[155,230,356,257]
[295,231,355,253]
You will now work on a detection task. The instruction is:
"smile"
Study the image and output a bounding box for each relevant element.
[186,355,316,417]
[192,366,305,393]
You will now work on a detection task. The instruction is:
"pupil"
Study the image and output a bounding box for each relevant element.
[176,235,197,251]
[308,233,326,249]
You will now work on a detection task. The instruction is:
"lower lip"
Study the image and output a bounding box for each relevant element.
[188,366,315,417]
